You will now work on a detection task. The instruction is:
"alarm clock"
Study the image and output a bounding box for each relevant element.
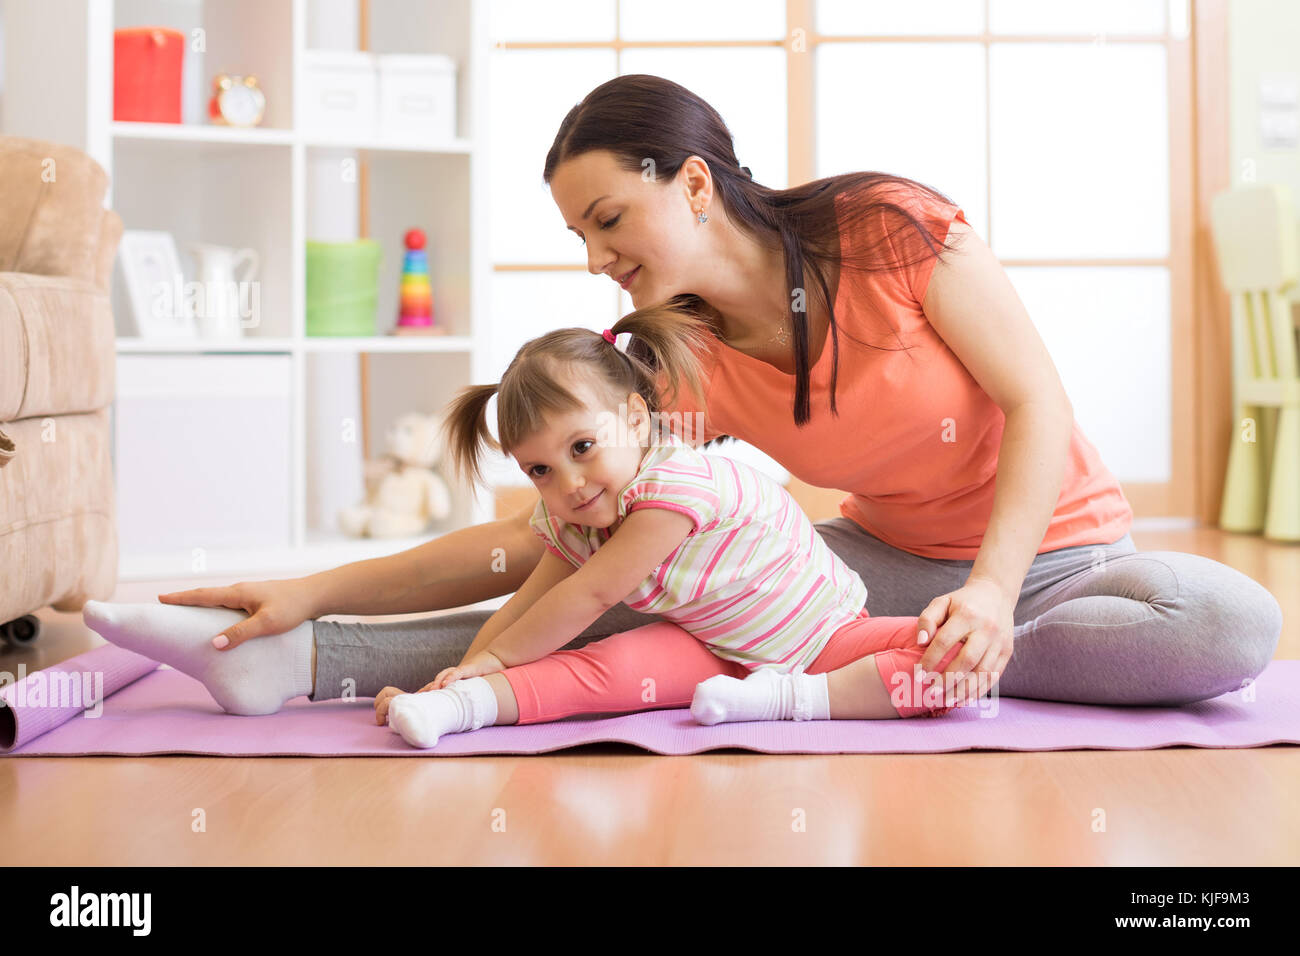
[208,73,266,127]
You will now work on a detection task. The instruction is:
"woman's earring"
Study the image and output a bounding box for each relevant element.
[697,209,708,224]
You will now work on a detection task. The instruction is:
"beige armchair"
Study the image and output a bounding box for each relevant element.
[0,136,123,643]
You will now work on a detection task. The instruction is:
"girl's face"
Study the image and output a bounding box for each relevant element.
[549,149,712,310]
[510,376,652,529]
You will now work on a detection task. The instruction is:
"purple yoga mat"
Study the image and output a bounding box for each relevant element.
[2,644,1298,756]
[0,643,161,752]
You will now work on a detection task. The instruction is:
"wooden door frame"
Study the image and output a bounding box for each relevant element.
[1191,0,1233,526]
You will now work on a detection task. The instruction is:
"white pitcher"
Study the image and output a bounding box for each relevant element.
[185,243,260,339]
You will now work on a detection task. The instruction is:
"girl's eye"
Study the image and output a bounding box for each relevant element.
[527,441,591,477]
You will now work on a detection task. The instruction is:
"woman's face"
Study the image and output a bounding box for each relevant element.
[549,149,711,310]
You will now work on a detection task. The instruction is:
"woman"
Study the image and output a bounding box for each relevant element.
[161,75,1281,712]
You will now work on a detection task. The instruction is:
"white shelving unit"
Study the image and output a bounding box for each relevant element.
[3,0,496,580]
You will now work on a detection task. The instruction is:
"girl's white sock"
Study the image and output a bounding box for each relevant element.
[82,600,314,716]
[387,677,499,749]
[690,667,831,725]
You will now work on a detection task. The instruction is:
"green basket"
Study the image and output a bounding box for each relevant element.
[306,239,382,337]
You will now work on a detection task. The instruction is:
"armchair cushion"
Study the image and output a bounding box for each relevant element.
[0,272,116,421]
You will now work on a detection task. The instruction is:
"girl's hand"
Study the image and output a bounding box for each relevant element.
[372,676,475,726]
[158,577,320,651]
[915,577,1015,707]
[374,685,408,725]
[374,651,506,724]
[431,651,505,689]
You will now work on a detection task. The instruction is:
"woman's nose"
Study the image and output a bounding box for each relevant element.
[586,239,614,276]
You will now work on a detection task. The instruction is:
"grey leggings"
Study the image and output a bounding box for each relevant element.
[310,517,1283,707]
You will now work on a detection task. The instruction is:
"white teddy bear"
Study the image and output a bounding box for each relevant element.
[338,411,453,538]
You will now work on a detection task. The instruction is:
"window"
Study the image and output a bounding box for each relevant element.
[488,0,1193,510]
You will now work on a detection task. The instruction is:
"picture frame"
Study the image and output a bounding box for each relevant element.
[116,230,197,339]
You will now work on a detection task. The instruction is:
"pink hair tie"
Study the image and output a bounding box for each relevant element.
[602,329,616,345]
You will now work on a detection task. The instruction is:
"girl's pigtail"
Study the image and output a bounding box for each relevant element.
[441,383,501,488]
[614,297,715,426]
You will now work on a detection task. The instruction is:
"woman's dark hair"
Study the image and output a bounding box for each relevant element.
[442,301,715,488]
[544,73,965,428]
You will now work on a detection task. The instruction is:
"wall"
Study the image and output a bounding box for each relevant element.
[1228,0,1300,305]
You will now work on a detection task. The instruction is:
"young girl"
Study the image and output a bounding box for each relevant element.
[379,302,971,749]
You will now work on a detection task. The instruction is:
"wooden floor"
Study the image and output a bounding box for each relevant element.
[2,523,1297,865]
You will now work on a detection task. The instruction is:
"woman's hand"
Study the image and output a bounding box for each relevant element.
[915,576,1015,707]
[372,651,505,726]
[158,577,321,651]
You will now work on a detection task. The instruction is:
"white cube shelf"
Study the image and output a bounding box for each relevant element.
[5,0,496,579]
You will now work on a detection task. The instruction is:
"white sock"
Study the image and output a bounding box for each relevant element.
[82,600,314,716]
[690,667,831,725]
[387,677,499,749]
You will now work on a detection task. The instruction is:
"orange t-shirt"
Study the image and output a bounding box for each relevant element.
[660,181,1133,560]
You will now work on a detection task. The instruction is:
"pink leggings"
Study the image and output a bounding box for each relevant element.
[501,609,965,723]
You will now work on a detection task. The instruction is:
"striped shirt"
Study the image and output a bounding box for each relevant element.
[529,433,869,673]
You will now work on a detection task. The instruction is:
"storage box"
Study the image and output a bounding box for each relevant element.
[114,355,292,555]
[377,54,457,142]
[113,27,184,123]
[299,50,378,137]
